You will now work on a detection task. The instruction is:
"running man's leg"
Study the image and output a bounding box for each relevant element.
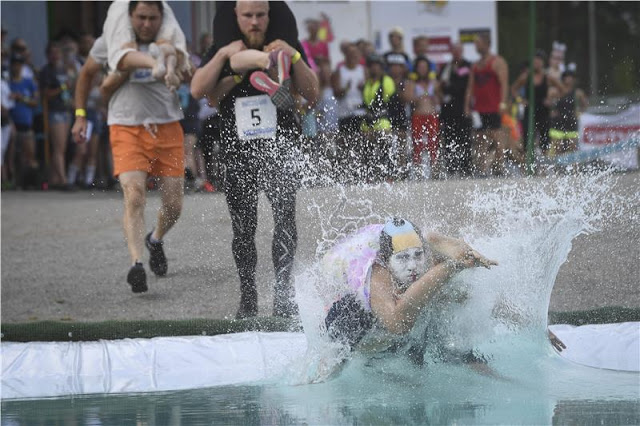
[263,141,301,317]
[119,170,148,264]
[265,180,298,317]
[154,176,184,240]
[224,166,260,318]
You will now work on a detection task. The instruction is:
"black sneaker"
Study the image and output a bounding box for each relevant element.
[145,232,168,276]
[127,262,148,293]
[235,303,258,320]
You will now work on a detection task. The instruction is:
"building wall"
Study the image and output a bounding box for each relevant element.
[288,0,497,66]
[167,1,193,45]
[1,1,49,69]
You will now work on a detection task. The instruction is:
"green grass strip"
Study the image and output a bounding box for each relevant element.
[547,306,640,326]
[2,307,638,342]
[1,317,300,343]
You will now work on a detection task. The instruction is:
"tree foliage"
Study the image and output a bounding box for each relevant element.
[498,1,640,96]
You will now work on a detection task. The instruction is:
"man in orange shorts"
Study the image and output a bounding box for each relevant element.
[71,1,186,293]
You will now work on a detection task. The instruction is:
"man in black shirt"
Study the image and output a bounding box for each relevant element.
[191,1,319,319]
[438,42,472,177]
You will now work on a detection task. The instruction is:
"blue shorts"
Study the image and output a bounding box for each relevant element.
[49,111,71,124]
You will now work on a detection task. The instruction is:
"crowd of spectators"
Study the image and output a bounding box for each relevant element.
[297,17,588,182]
[0,15,587,191]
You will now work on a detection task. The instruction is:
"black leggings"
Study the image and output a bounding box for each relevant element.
[522,107,551,152]
[221,143,300,298]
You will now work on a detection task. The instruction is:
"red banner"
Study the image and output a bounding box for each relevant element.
[582,125,640,145]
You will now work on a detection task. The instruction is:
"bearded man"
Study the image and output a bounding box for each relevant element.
[191,1,318,319]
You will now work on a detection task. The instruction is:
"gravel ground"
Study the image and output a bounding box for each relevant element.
[2,171,638,324]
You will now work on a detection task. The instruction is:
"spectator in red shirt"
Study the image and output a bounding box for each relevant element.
[464,33,509,177]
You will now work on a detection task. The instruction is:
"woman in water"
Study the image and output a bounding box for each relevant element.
[322,217,496,348]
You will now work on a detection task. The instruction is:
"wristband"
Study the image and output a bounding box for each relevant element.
[233,74,243,84]
[75,108,87,117]
[291,51,302,65]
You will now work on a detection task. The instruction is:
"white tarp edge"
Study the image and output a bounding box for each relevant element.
[548,322,640,372]
[1,323,639,400]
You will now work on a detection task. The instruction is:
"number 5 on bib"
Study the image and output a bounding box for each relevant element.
[235,95,278,141]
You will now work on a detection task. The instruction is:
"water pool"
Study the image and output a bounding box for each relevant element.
[2,354,639,425]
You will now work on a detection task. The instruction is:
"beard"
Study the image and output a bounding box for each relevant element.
[245,31,266,49]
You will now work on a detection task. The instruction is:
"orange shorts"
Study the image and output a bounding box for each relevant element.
[110,122,184,177]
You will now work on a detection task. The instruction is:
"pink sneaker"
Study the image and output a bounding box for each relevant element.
[249,71,294,110]
[267,49,292,85]
[276,50,291,85]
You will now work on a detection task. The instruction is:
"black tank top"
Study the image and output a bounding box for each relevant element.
[526,73,549,112]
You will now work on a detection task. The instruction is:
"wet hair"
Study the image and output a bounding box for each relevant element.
[378,217,425,265]
[128,1,164,16]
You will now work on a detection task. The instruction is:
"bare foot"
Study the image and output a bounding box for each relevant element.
[164,72,181,92]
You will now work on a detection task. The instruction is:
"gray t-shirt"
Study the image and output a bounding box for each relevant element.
[90,36,183,126]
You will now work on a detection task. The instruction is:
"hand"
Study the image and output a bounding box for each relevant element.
[223,40,246,58]
[499,102,508,113]
[71,116,88,144]
[464,106,471,117]
[264,39,296,56]
[457,246,498,269]
[548,330,566,352]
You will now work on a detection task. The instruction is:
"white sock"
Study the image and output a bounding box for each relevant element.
[85,166,96,185]
[67,164,79,185]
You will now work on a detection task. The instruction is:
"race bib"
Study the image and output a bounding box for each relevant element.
[235,95,277,141]
[129,44,156,84]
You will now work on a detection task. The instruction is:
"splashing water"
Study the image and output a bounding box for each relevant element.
[289,169,638,402]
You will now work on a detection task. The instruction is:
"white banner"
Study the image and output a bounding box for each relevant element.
[579,104,640,169]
